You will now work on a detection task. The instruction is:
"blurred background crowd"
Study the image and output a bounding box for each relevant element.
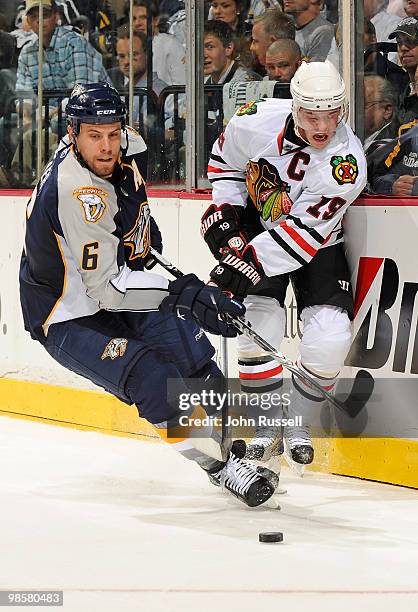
[0,0,416,196]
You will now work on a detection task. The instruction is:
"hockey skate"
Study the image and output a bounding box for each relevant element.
[206,441,275,507]
[244,425,284,461]
[284,422,314,465]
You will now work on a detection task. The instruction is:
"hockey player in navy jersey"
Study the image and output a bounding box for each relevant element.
[202,61,367,465]
[19,82,277,508]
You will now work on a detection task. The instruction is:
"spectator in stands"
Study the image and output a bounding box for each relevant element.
[108,29,166,140]
[250,8,295,67]
[247,0,284,22]
[204,20,261,155]
[108,29,166,94]
[208,1,258,69]
[404,0,418,17]
[368,119,418,195]
[204,20,261,83]
[159,0,184,18]
[11,0,109,185]
[364,0,402,42]
[264,37,301,80]
[389,16,418,123]
[364,74,398,151]
[10,9,37,51]
[364,18,410,92]
[209,0,249,35]
[164,2,186,48]
[0,32,17,118]
[132,0,185,86]
[283,0,335,61]
[16,0,109,95]
[208,1,284,36]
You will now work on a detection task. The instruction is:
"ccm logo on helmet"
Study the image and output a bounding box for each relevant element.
[96,109,117,115]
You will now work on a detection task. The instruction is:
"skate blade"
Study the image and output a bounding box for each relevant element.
[283,439,305,478]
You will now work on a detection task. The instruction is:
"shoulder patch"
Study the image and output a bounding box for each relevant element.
[236,99,265,117]
[101,338,128,360]
[330,154,358,185]
[73,186,108,223]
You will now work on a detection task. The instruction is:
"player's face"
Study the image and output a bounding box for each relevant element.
[404,0,418,17]
[297,108,341,149]
[73,123,121,178]
[117,38,146,79]
[210,0,239,28]
[250,22,271,66]
[265,50,301,82]
[204,34,231,76]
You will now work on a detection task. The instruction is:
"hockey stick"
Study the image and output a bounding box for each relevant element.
[150,247,374,419]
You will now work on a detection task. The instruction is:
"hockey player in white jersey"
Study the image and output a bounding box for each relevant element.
[201,61,367,465]
[19,83,277,508]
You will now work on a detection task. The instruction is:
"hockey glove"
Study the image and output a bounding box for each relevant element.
[200,203,247,260]
[209,245,263,300]
[159,273,246,337]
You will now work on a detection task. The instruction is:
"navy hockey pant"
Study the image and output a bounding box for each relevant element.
[44,309,220,425]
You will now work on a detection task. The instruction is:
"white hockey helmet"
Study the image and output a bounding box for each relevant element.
[290,60,348,134]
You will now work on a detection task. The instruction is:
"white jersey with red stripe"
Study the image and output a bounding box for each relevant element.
[208,98,366,276]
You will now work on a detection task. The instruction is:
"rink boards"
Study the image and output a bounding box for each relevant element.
[0,190,417,488]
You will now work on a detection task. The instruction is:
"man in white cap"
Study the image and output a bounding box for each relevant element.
[16,0,109,95]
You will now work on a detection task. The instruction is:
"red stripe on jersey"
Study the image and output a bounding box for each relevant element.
[207,165,239,174]
[281,222,317,258]
[277,128,285,155]
[239,365,283,380]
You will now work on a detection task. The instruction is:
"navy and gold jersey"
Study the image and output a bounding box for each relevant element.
[20,128,169,344]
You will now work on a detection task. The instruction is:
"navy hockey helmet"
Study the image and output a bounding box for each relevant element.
[66,82,126,134]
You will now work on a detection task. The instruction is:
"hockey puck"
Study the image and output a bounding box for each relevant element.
[259,532,283,543]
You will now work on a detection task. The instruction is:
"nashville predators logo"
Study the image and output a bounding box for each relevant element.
[73,187,108,223]
[330,154,358,185]
[246,158,293,222]
[101,338,128,361]
[124,202,151,260]
[236,99,265,117]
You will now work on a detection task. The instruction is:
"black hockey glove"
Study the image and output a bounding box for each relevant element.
[200,203,247,260]
[159,273,245,337]
[209,245,263,300]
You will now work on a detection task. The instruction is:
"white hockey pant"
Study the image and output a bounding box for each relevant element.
[238,297,352,423]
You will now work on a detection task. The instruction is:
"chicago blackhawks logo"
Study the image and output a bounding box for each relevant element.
[236,99,265,117]
[74,187,108,223]
[246,158,293,222]
[330,154,358,185]
[101,338,128,360]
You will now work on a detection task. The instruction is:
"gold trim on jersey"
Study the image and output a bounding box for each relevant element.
[42,232,67,337]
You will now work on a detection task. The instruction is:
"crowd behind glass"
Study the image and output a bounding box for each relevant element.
[0,0,416,196]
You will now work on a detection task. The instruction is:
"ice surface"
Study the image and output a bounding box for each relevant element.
[1,415,417,612]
